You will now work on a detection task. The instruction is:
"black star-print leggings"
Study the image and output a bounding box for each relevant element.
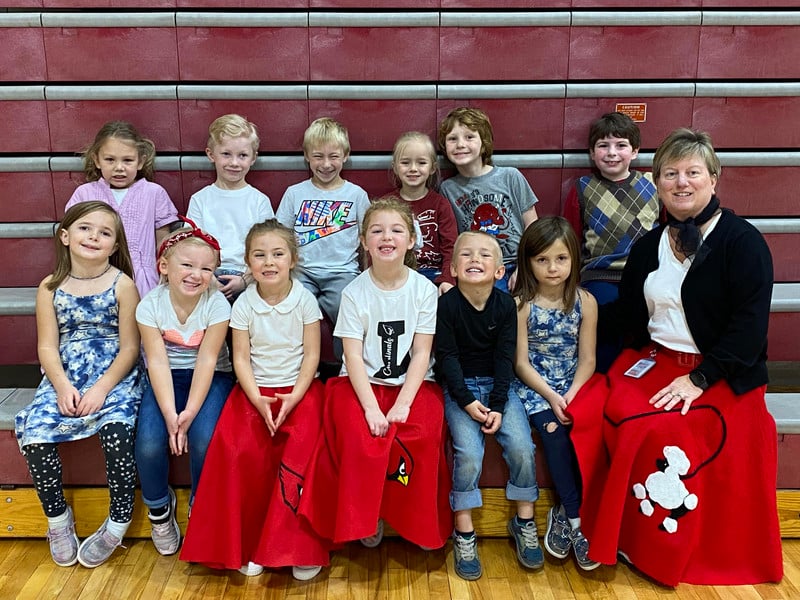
[21,422,137,522]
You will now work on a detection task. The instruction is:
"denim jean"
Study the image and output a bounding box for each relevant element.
[445,376,538,511]
[135,369,233,509]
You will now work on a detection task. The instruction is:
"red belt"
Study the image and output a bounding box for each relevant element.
[653,344,703,369]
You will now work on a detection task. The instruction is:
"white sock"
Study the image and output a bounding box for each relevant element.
[104,518,131,540]
[568,517,581,531]
[47,508,72,530]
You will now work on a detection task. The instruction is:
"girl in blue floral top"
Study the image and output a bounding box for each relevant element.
[16,202,142,569]
[510,216,598,571]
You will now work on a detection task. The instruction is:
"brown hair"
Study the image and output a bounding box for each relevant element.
[361,197,417,269]
[244,218,299,268]
[588,112,642,150]
[437,107,494,166]
[82,121,156,182]
[513,216,580,314]
[50,201,134,291]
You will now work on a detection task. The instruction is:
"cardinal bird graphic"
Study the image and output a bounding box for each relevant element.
[279,462,304,513]
[386,437,415,487]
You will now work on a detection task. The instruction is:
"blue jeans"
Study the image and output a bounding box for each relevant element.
[494,264,516,294]
[583,280,622,373]
[135,369,233,509]
[445,376,538,511]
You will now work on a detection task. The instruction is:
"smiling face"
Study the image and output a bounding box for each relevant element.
[206,134,257,190]
[159,241,217,298]
[444,122,485,174]
[590,135,639,181]
[246,231,296,292]
[93,138,144,189]
[450,232,504,286]
[305,142,348,190]
[529,238,572,292]
[362,209,416,266]
[60,209,119,262]
[657,155,718,222]
[393,139,435,195]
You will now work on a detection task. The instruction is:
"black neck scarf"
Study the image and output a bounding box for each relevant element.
[666,194,720,256]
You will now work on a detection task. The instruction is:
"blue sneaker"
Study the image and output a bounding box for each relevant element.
[507,517,544,569]
[544,505,571,559]
[452,531,482,580]
[570,527,600,571]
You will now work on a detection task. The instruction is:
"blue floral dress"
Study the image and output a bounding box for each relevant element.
[15,272,142,448]
[509,295,582,416]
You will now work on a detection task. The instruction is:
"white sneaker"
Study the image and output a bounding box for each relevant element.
[148,487,180,556]
[292,565,322,580]
[238,561,264,576]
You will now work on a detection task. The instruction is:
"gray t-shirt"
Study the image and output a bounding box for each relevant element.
[440,166,538,264]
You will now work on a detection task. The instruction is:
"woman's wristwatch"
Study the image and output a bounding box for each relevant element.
[689,369,710,391]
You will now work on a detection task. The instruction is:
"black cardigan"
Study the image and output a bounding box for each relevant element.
[604,206,773,395]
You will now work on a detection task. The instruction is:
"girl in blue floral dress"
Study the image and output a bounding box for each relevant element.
[15,201,142,569]
[510,216,599,571]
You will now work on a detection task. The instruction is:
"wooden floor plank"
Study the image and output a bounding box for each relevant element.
[1,539,799,598]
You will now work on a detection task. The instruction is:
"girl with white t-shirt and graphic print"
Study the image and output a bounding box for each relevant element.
[135,221,234,558]
[299,198,452,551]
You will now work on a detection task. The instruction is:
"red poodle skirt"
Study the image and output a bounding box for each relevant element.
[180,380,331,569]
[569,348,783,586]
[298,377,452,549]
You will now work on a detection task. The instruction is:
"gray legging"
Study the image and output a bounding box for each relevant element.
[22,422,137,522]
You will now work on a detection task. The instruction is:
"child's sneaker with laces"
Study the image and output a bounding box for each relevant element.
[544,505,571,559]
[359,519,384,548]
[148,487,180,556]
[507,516,544,569]
[47,506,79,567]
[77,519,124,568]
[452,531,482,580]
[569,527,600,571]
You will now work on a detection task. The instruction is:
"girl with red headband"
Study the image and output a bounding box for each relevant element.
[134,218,234,557]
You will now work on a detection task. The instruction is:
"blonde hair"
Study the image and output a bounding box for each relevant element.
[302,117,350,156]
[50,202,134,291]
[83,121,155,182]
[361,197,417,269]
[390,131,440,190]
[158,231,221,284]
[514,217,580,314]
[652,128,721,182]
[437,107,494,166]
[207,113,260,154]
[452,231,503,267]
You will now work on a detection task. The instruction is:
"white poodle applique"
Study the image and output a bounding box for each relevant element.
[632,445,699,534]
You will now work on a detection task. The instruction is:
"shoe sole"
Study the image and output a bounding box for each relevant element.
[455,566,483,581]
[544,508,570,560]
[77,529,120,568]
[576,559,602,572]
[507,521,544,570]
[292,566,322,581]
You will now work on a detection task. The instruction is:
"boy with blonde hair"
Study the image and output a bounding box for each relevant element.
[187,114,274,300]
[276,117,370,334]
[436,231,541,580]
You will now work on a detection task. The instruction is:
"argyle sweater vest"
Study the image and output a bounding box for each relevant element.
[577,170,659,281]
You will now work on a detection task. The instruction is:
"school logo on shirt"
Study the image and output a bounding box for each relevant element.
[293,200,356,245]
[373,320,411,380]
